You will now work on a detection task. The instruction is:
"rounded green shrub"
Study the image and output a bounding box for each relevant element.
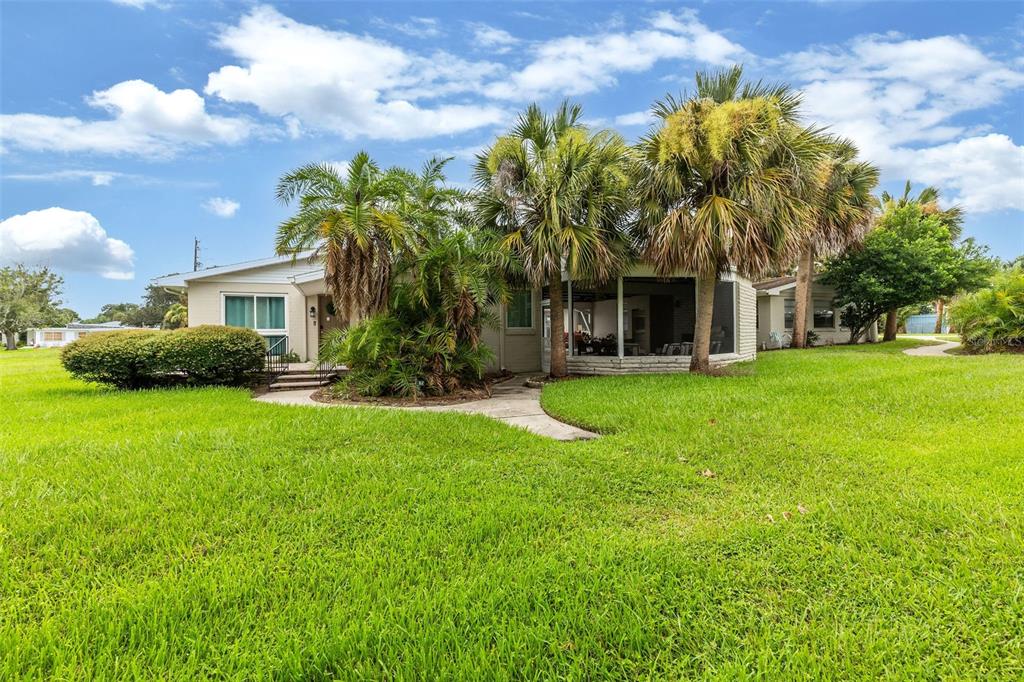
[157,325,266,384]
[60,330,163,389]
[61,325,267,389]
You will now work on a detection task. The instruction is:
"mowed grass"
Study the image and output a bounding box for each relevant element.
[1,344,1022,679]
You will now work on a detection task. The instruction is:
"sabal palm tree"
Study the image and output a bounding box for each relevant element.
[633,65,826,372]
[792,139,879,348]
[879,181,963,336]
[473,101,633,378]
[880,181,963,236]
[275,152,409,323]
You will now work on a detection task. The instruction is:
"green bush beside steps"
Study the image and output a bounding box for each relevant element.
[60,325,266,389]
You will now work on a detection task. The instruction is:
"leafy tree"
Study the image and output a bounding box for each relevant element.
[136,285,182,327]
[791,139,878,348]
[83,302,141,325]
[275,152,410,323]
[633,66,826,371]
[42,307,79,327]
[474,101,632,377]
[0,265,65,350]
[880,180,968,332]
[820,204,993,342]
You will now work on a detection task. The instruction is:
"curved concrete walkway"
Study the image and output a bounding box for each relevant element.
[255,377,598,442]
[900,334,961,357]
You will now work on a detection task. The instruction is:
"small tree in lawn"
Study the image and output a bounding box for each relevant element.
[820,203,992,342]
[0,265,65,350]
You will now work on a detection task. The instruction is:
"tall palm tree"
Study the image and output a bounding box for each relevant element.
[633,65,826,372]
[878,181,963,337]
[397,156,472,244]
[275,152,409,323]
[791,139,879,348]
[473,101,633,378]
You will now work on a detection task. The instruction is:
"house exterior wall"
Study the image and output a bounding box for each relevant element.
[496,287,543,373]
[186,280,310,360]
[757,282,869,347]
[32,329,82,348]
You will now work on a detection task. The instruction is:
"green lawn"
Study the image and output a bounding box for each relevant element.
[2,343,1022,679]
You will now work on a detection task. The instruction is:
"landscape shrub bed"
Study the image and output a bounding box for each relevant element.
[61,325,265,389]
[950,267,1024,353]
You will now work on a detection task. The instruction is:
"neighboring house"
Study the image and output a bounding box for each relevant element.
[755,275,877,347]
[153,254,759,375]
[27,321,150,348]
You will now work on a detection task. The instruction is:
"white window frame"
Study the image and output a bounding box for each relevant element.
[220,293,288,337]
[506,290,534,330]
[42,331,64,342]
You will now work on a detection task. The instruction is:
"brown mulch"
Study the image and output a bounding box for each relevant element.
[311,371,515,407]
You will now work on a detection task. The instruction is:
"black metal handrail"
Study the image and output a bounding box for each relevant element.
[265,336,289,386]
[315,355,336,384]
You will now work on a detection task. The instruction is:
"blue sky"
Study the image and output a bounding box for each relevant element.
[2,0,1022,317]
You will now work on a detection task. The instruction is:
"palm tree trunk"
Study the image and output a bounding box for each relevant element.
[690,270,718,373]
[883,307,899,341]
[792,246,813,348]
[549,276,567,378]
[934,299,944,334]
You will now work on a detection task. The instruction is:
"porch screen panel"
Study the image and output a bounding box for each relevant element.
[710,282,736,353]
[256,296,285,330]
[621,277,696,356]
[569,281,617,355]
[225,296,255,328]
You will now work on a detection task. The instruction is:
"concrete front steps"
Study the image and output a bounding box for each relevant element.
[267,367,341,392]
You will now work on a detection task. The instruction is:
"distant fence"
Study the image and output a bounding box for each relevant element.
[905,313,949,334]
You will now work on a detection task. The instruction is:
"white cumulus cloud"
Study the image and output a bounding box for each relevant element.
[780,33,1024,212]
[0,80,254,157]
[204,5,506,141]
[486,10,745,100]
[0,208,134,280]
[468,23,519,53]
[614,111,655,127]
[202,197,240,218]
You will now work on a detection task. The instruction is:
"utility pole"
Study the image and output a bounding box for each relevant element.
[193,237,202,271]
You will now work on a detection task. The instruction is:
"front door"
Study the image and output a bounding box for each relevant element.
[317,295,346,342]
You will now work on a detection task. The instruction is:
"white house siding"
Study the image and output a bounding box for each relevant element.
[186,280,310,360]
[735,277,758,361]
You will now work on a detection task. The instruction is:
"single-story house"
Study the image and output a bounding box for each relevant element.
[153,253,759,375]
[754,275,877,347]
[27,321,151,348]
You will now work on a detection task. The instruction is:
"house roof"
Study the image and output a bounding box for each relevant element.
[754,276,797,294]
[151,250,317,288]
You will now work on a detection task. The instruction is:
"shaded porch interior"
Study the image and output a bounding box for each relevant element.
[541,276,737,367]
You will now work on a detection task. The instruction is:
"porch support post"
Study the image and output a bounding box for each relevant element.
[567,277,574,356]
[617,276,624,358]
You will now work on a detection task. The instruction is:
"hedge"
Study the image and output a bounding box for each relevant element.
[61,325,266,389]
